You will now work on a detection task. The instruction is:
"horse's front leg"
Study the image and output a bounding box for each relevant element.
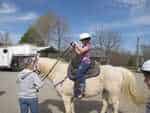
[62,95,75,113]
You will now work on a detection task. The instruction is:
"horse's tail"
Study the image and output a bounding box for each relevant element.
[121,68,145,105]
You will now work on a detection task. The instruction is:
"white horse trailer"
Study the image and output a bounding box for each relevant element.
[0,47,12,68]
[0,44,49,71]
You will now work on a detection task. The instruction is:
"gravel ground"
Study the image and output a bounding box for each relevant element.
[0,71,149,113]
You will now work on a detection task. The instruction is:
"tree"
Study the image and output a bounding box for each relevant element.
[110,49,130,66]
[0,32,13,46]
[92,26,122,63]
[32,12,56,46]
[33,12,68,48]
[19,27,45,46]
[141,44,150,61]
[53,17,68,52]
[127,56,136,67]
[19,12,69,48]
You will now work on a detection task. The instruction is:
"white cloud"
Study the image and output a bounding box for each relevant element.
[114,0,146,8]
[114,0,147,17]
[89,21,132,31]
[132,15,150,25]
[0,12,38,24]
[0,2,38,23]
[106,15,150,28]
[103,22,131,29]
[0,2,17,14]
[16,13,38,21]
[89,14,150,31]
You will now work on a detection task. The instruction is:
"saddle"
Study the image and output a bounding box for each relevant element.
[67,55,100,81]
[67,54,100,98]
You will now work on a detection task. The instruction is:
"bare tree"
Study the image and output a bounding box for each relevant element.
[32,12,68,49]
[0,32,12,46]
[141,44,150,61]
[93,26,122,63]
[53,17,68,52]
[0,32,3,46]
[31,13,55,46]
[110,49,136,66]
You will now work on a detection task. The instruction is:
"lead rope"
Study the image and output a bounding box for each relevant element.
[41,46,71,81]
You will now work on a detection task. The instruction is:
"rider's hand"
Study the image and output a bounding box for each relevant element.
[70,42,76,48]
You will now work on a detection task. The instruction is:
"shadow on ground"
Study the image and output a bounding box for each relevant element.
[0,91,6,96]
[39,99,123,113]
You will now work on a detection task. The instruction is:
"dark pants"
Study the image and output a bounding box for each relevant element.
[76,62,90,89]
[19,98,38,113]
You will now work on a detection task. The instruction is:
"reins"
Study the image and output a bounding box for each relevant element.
[41,46,71,81]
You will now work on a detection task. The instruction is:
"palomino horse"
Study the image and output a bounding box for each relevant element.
[37,57,144,113]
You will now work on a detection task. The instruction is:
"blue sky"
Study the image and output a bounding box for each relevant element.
[0,0,150,52]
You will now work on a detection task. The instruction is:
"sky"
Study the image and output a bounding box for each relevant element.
[0,0,150,52]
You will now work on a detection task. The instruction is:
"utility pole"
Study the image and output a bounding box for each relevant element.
[136,37,140,68]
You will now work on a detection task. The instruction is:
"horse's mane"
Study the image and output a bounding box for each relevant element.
[38,57,57,74]
[38,57,68,75]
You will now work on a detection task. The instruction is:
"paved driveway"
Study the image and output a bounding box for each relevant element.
[0,71,149,113]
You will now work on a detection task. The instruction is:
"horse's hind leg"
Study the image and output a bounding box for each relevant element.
[100,99,108,113]
[109,88,120,113]
[62,95,75,113]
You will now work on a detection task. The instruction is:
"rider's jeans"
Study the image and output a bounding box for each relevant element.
[19,98,38,113]
[76,62,91,87]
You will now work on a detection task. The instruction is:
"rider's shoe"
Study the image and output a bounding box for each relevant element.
[77,84,85,98]
[77,93,84,98]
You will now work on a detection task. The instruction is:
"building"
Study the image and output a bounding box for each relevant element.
[38,46,59,58]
